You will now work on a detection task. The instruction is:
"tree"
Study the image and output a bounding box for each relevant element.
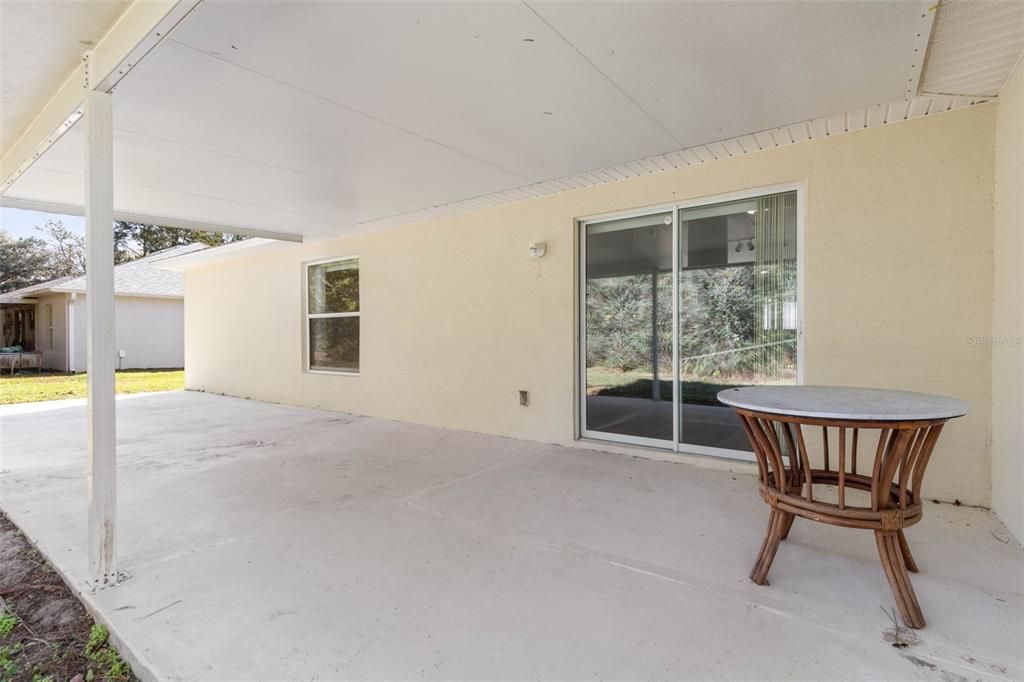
[0,229,52,292]
[113,221,244,263]
[36,219,86,278]
[585,272,672,372]
[0,217,246,294]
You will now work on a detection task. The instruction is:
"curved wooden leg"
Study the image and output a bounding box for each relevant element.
[780,513,796,540]
[875,531,925,628]
[897,530,919,573]
[750,509,789,585]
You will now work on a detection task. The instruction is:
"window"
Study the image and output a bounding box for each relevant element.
[305,258,359,373]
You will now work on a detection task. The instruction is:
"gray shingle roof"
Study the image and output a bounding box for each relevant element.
[0,274,80,303]
[0,243,207,303]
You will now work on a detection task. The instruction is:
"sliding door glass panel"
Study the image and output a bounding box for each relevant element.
[584,212,673,441]
[678,192,797,451]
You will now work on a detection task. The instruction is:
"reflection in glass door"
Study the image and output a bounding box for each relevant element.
[580,189,799,459]
[582,211,674,443]
[678,192,798,453]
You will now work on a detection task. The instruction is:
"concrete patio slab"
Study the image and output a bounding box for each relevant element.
[1,391,1021,680]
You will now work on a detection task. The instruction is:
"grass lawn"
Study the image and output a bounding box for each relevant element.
[0,369,184,405]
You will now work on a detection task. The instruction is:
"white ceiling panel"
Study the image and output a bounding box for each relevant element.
[0,1,129,135]
[167,0,680,182]
[2,0,1007,240]
[10,163,348,239]
[526,0,927,145]
[25,124,430,233]
[108,39,528,206]
[0,100,35,151]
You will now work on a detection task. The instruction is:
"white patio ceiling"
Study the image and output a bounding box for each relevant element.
[1,0,1021,241]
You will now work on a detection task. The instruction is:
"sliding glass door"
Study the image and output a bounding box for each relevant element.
[580,188,799,458]
[582,211,674,444]
[677,192,798,454]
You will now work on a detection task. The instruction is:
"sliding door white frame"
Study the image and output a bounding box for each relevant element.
[576,181,805,462]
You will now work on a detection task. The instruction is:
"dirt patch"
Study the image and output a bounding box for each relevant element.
[0,512,136,681]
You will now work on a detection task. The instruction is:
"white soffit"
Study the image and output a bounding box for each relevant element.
[0,0,996,241]
[920,0,1024,98]
[0,1,131,147]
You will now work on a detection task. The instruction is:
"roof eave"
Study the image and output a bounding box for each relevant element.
[153,237,299,271]
[46,287,184,300]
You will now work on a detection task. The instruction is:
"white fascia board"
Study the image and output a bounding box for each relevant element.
[0,296,43,304]
[0,196,303,243]
[48,288,184,301]
[1,1,201,193]
[153,237,298,271]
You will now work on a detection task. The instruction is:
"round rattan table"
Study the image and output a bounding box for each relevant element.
[718,386,968,629]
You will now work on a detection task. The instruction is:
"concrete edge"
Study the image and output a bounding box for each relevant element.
[0,511,162,682]
[0,390,185,416]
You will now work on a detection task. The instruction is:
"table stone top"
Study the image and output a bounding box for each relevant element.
[716,386,968,421]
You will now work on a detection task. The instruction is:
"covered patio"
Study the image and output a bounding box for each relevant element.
[0,391,1020,680]
[3,0,1024,678]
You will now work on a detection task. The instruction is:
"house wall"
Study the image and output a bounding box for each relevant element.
[35,293,69,371]
[70,295,185,370]
[991,60,1024,542]
[70,294,85,371]
[185,104,996,505]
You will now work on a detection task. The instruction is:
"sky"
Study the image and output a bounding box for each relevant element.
[1,207,86,239]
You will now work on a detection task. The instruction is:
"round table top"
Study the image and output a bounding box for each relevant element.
[716,385,968,421]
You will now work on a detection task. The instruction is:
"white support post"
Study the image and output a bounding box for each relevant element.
[84,86,118,588]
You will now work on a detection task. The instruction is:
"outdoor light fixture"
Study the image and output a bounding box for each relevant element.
[529,242,547,259]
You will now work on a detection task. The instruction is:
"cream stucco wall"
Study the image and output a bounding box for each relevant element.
[186,104,996,505]
[992,59,1024,541]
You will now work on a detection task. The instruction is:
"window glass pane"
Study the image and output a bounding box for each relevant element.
[584,211,673,441]
[678,191,798,451]
[309,317,359,372]
[308,260,359,314]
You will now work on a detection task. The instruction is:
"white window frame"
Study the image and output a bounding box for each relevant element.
[303,255,360,375]
[575,181,805,463]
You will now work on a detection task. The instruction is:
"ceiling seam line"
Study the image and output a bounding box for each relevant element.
[109,126,431,206]
[165,38,538,185]
[519,0,685,149]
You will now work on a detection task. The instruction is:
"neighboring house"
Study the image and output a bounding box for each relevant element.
[0,243,205,371]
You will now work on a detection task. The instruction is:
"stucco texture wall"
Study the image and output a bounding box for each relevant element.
[992,60,1024,541]
[186,104,996,505]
